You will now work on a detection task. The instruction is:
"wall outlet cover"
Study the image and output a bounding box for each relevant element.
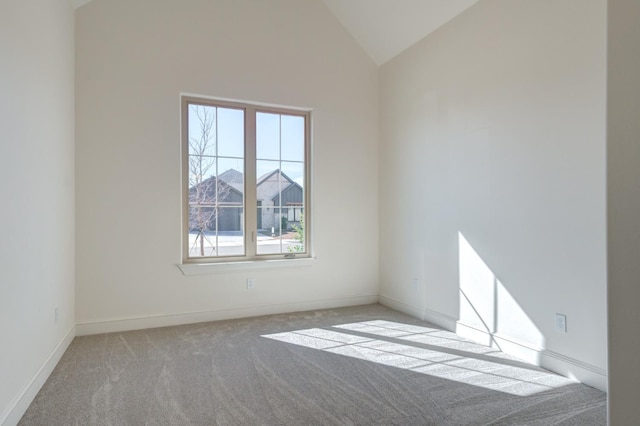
[555,313,567,332]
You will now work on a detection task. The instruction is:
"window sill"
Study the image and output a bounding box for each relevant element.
[177,257,315,276]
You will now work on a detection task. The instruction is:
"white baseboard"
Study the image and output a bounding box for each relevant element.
[456,320,607,392]
[376,297,608,393]
[378,295,458,330]
[422,308,458,331]
[1,326,75,426]
[455,321,544,365]
[378,294,424,320]
[541,349,607,391]
[76,294,379,336]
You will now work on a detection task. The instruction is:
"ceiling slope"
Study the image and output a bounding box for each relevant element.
[321,0,480,65]
[74,0,93,8]
[74,0,480,66]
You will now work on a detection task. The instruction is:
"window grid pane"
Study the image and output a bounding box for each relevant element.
[187,103,245,258]
[256,112,306,256]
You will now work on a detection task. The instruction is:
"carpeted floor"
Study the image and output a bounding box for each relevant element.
[19,304,606,425]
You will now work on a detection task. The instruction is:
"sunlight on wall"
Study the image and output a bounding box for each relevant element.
[263,320,573,396]
[457,232,545,362]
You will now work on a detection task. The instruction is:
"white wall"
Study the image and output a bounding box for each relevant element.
[607,0,640,422]
[0,0,76,424]
[379,0,607,390]
[75,0,379,332]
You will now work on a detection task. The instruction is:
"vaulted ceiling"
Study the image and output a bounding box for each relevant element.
[320,0,480,65]
[73,0,480,66]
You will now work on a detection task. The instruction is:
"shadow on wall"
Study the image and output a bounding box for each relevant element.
[456,232,545,364]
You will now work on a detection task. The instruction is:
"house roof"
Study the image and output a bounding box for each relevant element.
[190,175,244,200]
[211,168,301,202]
[257,169,295,186]
[216,168,298,189]
[256,169,300,202]
[217,168,244,192]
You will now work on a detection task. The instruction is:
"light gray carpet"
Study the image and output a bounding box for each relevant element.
[19,304,606,425]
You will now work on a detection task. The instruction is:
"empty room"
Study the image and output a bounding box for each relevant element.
[1,0,639,424]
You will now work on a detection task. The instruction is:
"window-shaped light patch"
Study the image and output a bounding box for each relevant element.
[262,321,576,396]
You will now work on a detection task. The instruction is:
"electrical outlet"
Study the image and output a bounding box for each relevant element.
[247,278,255,289]
[412,278,419,290]
[555,313,567,333]
[55,307,59,324]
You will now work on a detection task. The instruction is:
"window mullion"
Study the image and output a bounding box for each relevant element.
[244,107,258,258]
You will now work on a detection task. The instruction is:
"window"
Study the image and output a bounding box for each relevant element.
[182,96,310,263]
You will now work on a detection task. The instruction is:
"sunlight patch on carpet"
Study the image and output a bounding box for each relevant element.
[262,321,575,396]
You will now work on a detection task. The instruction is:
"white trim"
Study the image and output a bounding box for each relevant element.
[422,307,458,331]
[378,296,608,392]
[541,349,608,391]
[378,294,424,319]
[178,257,315,275]
[456,320,608,392]
[1,326,75,426]
[378,294,458,330]
[456,321,544,365]
[179,92,312,112]
[181,95,313,266]
[76,294,378,336]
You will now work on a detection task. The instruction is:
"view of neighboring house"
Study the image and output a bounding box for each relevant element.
[256,169,304,232]
[188,174,244,232]
[189,168,303,233]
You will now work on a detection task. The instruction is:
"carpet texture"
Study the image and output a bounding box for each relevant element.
[19,304,606,425]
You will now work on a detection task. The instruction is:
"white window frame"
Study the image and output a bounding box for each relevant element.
[181,95,311,264]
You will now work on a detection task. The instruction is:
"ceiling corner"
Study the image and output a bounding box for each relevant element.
[321,0,481,66]
[74,0,95,10]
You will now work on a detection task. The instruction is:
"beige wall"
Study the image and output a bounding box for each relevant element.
[75,0,379,331]
[607,0,640,422]
[0,0,75,424]
[379,0,607,390]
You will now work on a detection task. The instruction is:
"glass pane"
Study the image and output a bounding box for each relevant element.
[281,115,305,162]
[188,104,217,157]
[256,159,283,246]
[188,155,216,198]
[188,155,216,205]
[257,206,282,255]
[217,107,244,158]
[217,158,244,201]
[256,207,303,255]
[281,161,304,191]
[256,112,280,160]
[188,206,218,257]
[255,159,305,255]
[280,161,305,254]
[256,161,284,255]
[216,207,244,256]
[257,159,281,208]
[187,101,247,259]
[256,207,269,253]
[287,208,305,253]
[188,206,245,258]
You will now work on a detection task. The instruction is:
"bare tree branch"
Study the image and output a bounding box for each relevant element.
[188,105,232,256]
